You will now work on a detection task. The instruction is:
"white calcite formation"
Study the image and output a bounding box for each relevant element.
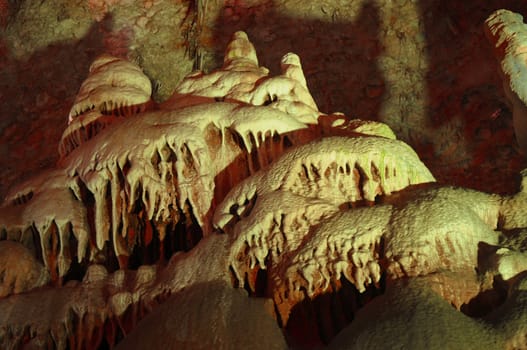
[59,110,117,158]
[281,205,391,298]
[60,100,314,266]
[0,30,339,280]
[214,135,435,293]
[485,10,527,154]
[3,27,527,350]
[59,55,154,157]
[68,54,153,120]
[1,170,89,277]
[0,234,242,350]
[163,31,319,125]
[383,186,501,278]
[216,137,527,324]
[214,132,439,323]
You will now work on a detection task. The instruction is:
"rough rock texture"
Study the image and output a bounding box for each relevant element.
[0,234,231,349]
[115,281,287,350]
[68,54,152,120]
[485,9,527,154]
[1,169,89,278]
[486,275,527,349]
[326,275,527,350]
[216,166,515,335]
[0,240,49,298]
[327,280,503,350]
[214,134,437,325]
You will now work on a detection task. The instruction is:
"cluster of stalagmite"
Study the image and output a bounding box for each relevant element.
[3,19,527,349]
[163,31,319,125]
[1,30,336,280]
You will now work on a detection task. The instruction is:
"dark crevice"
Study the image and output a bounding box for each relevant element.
[229,265,240,288]
[285,274,386,348]
[63,258,88,284]
[241,193,258,218]
[263,93,278,106]
[310,163,321,181]
[30,223,44,270]
[77,179,96,249]
[355,165,367,201]
[282,135,293,149]
[128,219,160,269]
[181,199,203,250]
[230,130,246,150]
[150,149,161,176]
[253,266,268,297]
[249,140,261,172]
[20,226,36,253]
[461,275,508,317]
[301,163,310,180]
[11,190,33,206]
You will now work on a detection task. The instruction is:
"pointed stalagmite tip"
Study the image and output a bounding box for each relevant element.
[280,52,308,88]
[223,31,259,68]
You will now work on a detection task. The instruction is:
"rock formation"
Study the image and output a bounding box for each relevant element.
[59,55,154,158]
[486,9,527,154]
[0,27,527,349]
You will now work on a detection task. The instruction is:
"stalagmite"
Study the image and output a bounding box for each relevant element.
[163,31,270,110]
[68,54,153,121]
[2,31,327,278]
[485,10,527,153]
[59,55,154,158]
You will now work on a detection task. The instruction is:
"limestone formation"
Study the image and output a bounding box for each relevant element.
[2,31,322,277]
[163,31,319,124]
[485,10,527,153]
[1,170,89,277]
[115,281,288,350]
[68,54,153,121]
[59,55,154,158]
[1,28,527,350]
[0,241,49,298]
